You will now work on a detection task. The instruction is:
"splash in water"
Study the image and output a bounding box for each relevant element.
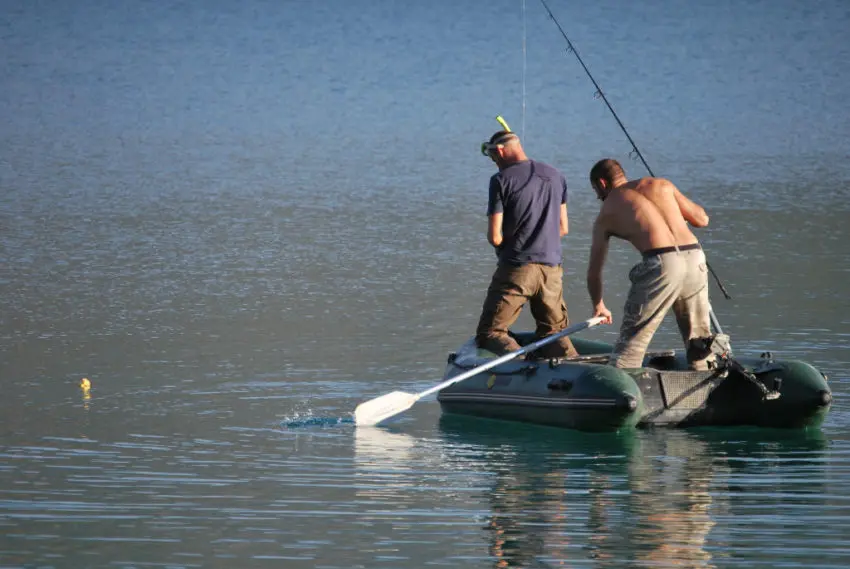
[281,411,354,429]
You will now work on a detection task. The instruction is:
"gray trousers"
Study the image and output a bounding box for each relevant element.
[610,248,712,369]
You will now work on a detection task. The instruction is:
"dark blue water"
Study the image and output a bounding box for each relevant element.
[1,0,849,567]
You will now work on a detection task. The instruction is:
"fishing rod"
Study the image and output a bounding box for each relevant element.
[537,0,732,304]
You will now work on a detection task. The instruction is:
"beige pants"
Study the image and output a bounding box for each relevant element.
[475,263,578,358]
[610,248,712,369]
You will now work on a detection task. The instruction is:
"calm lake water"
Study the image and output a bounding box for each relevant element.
[2,0,849,567]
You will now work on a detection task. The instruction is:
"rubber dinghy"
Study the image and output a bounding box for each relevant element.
[438,332,832,431]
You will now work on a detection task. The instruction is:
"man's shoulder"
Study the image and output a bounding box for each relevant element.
[529,159,564,178]
[499,160,565,186]
[595,201,615,222]
[637,176,674,191]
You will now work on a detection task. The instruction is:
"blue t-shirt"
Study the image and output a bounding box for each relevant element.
[487,159,568,266]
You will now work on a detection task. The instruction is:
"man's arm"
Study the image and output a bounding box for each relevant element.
[587,218,613,323]
[487,176,504,247]
[671,182,709,227]
[559,204,568,236]
[560,174,569,236]
[488,212,503,247]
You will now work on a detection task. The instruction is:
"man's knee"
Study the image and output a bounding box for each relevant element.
[475,333,522,356]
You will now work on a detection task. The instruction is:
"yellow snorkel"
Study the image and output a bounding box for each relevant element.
[481,115,514,157]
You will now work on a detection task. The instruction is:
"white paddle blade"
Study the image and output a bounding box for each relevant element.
[354,391,419,427]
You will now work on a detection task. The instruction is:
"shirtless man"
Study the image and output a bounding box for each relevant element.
[587,158,713,369]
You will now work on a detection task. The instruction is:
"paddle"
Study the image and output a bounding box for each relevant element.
[353,316,606,427]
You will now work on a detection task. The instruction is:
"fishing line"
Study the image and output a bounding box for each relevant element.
[536,0,731,303]
[521,0,527,139]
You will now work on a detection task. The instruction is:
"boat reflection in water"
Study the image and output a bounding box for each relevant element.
[625,433,717,567]
[436,416,828,568]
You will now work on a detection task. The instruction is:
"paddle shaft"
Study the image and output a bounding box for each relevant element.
[417,317,605,400]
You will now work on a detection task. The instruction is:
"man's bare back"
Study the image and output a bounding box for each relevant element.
[586,158,710,327]
[585,158,713,368]
[596,177,708,253]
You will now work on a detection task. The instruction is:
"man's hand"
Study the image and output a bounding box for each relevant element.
[593,301,613,325]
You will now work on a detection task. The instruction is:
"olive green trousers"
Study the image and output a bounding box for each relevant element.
[475,263,578,359]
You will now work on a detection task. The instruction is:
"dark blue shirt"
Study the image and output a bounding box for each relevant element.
[487,159,568,266]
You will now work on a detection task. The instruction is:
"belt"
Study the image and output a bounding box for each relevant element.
[642,243,701,258]
[501,260,561,268]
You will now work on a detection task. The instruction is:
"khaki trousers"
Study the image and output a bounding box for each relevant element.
[475,263,578,358]
[610,248,712,369]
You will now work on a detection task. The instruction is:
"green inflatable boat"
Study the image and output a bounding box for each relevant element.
[437,332,832,431]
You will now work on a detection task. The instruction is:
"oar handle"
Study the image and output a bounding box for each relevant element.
[417,317,605,400]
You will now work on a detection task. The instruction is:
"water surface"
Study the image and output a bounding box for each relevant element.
[1,0,849,567]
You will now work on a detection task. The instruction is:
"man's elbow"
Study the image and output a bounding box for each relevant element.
[488,234,503,247]
[693,212,709,228]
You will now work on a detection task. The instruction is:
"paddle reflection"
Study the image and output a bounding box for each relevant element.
[352,426,419,500]
[437,416,828,568]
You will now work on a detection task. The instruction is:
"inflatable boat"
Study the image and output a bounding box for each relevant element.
[437,332,831,431]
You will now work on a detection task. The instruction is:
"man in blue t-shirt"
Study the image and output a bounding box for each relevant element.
[475,130,578,358]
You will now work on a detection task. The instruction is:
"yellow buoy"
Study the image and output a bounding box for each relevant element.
[80,377,91,390]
